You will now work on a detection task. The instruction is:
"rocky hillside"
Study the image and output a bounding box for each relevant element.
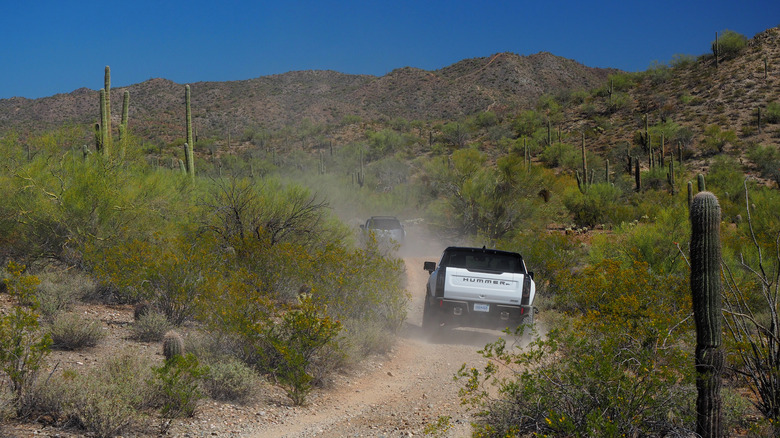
[0,52,614,141]
[541,26,780,184]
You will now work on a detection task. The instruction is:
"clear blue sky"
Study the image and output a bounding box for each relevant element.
[1,0,778,99]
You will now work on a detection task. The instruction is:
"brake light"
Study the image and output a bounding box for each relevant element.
[435,267,446,297]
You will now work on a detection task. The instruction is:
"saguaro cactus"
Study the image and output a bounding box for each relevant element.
[634,160,641,192]
[577,132,590,194]
[714,31,720,68]
[688,182,694,209]
[99,89,108,156]
[104,66,112,153]
[690,192,724,438]
[119,90,130,158]
[184,85,195,177]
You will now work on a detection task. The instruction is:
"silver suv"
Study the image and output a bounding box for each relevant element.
[361,216,405,244]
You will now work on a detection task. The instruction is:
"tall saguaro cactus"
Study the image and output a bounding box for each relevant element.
[119,90,130,158]
[577,132,590,194]
[104,66,112,153]
[690,192,724,438]
[99,89,108,155]
[184,85,195,177]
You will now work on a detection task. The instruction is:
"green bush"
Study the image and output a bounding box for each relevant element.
[765,102,780,124]
[201,357,261,403]
[608,72,638,91]
[460,259,698,436]
[260,294,342,406]
[92,235,213,325]
[512,109,544,137]
[149,353,206,421]
[0,262,51,417]
[66,355,152,437]
[590,206,690,275]
[563,183,628,227]
[131,311,170,342]
[701,124,737,155]
[460,327,696,437]
[540,142,578,168]
[35,270,94,321]
[748,144,780,187]
[713,30,748,60]
[669,53,697,69]
[49,313,105,350]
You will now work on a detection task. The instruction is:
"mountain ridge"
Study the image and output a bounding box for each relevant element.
[0,51,616,141]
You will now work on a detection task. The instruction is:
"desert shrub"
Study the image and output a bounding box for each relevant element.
[460,259,697,436]
[66,354,152,437]
[608,72,637,91]
[669,53,697,69]
[590,205,690,275]
[512,109,544,137]
[713,30,748,60]
[424,151,557,239]
[472,111,498,129]
[35,270,95,320]
[259,294,342,405]
[701,124,738,155]
[201,357,260,403]
[7,141,186,264]
[366,156,410,191]
[539,142,578,168]
[440,122,470,149]
[92,234,213,325]
[721,183,780,424]
[460,326,696,437]
[49,313,105,350]
[340,317,396,358]
[486,124,513,142]
[149,353,206,420]
[765,102,780,124]
[605,91,630,114]
[563,183,628,227]
[366,128,406,159]
[748,144,780,187]
[0,262,51,418]
[20,371,72,421]
[501,231,582,299]
[644,60,672,85]
[131,311,170,342]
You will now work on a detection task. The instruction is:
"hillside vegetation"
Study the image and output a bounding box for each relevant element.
[1,26,779,437]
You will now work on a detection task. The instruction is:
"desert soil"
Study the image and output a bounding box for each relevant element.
[6,246,533,437]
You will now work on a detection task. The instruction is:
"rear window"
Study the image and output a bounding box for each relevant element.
[368,218,402,230]
[443,250,524,273]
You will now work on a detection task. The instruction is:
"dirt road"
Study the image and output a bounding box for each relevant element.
[248,256,515,438]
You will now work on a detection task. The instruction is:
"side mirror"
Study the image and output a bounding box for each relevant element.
[423,261,436,273]
[359,224,365,230]
[528,271,534,280]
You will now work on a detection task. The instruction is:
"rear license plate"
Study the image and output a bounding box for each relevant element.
[474,303,490,312]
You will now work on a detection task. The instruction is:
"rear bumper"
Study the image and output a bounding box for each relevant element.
[429,297,534,324]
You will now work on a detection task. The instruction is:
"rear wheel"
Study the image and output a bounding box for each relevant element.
[422,294,440,330]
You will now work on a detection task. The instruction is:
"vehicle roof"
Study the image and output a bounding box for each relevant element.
[443,246,522,257]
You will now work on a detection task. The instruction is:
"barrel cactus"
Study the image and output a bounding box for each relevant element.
[163,330,185,361]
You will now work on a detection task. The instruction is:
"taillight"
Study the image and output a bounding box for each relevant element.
[521,275,532,305]
[435,267,446,297]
